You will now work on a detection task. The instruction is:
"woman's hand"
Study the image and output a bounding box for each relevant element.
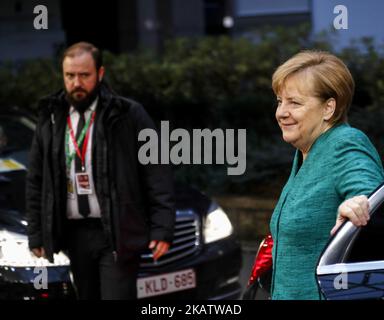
[330,195,370,235]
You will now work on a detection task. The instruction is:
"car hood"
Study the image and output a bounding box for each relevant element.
[174,183,213,217]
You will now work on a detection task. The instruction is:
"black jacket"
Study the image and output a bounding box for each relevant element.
[26,83,175,262]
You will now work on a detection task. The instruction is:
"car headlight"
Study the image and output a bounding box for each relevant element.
[0,230,70,267]
[203,205,233,243]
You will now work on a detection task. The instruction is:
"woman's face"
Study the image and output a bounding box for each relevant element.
[275,74,333,158]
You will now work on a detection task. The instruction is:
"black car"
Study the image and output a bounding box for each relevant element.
[0,107,242,300]
[244,182,384,300]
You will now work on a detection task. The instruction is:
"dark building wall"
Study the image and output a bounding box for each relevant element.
[0,0,65,61]
[135,0,205,53]
[171,0,204,37]
[0,0,231,60]
[60,0,120,53]
[117,0,139,52]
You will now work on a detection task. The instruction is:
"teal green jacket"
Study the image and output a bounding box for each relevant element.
[270,124,384,300]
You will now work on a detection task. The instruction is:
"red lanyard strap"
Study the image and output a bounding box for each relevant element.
[67,111,96,170]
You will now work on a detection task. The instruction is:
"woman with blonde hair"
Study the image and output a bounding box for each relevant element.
[270,50,384,299]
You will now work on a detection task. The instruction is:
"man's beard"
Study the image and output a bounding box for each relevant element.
[65,82,100,113]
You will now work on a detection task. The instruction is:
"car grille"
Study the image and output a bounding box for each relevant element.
[139,210,200,268]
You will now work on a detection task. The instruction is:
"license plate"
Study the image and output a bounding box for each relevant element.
[137,268,196,299]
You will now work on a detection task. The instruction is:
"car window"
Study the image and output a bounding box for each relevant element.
[0,210,27,234]
[0,115,34,155]
[0,115,35,167]
[344,199,384,263]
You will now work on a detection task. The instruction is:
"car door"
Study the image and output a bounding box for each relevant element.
[316,182,384,300]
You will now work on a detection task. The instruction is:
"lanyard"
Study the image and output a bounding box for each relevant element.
[65,111,96,171]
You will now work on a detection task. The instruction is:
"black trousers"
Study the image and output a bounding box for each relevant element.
[65,218,139,300]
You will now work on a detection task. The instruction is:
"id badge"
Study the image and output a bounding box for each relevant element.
[75,172,93,195]
[67,177,75,199]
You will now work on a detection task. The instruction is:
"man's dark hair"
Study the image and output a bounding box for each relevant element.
[62,42,103,70]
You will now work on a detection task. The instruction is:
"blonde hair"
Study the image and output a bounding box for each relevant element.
[272,50,355,125]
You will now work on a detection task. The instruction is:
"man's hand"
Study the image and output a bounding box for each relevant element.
[331,195,370,236]
[31,247,46,258]
[149,240,170,261]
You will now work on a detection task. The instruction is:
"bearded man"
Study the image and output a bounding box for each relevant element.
[26,42,175,300]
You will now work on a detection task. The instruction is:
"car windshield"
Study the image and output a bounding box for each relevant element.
[0,209,27,234]
[0,115,35,166]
